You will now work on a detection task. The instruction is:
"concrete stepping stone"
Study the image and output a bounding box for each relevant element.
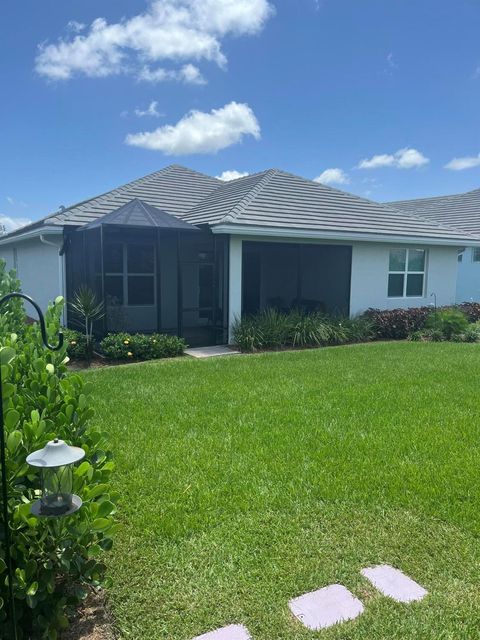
[361,565,428,603]
[289,584,364,630]
[192,624,251,640]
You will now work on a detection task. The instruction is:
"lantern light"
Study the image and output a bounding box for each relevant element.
[26,438,85,517]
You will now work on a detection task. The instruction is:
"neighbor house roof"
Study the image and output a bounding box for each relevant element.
[387,188,480,235]
[82,198,198,231]
[3,164,480,246]
[184,168,480,243]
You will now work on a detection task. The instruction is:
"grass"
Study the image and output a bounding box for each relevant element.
[84,342,480,639]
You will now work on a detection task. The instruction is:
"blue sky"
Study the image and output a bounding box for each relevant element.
[1,0,479,230]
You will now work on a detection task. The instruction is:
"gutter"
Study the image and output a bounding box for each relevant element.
[0,225,62,246]
[210,224,480,247]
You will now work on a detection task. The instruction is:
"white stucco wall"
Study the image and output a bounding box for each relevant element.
[456,247,480,303]
[349,242,458,315]
[226,234,460,340]
[0,236,64,315]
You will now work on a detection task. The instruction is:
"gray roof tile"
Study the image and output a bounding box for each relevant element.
[387,188,480,235]
[3,165,479,245]
[184,169,480,242]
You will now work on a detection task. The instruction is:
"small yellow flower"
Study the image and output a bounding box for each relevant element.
[127,351,133,357]
[152,339,157,343]
[70,340,77,345]
[123,340,130,345]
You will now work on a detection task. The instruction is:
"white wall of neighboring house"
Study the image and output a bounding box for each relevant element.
[456,247,480,303]
[349,242,459,315]
[0,235,65,317]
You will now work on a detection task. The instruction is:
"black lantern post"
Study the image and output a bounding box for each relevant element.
[0,293,63,640]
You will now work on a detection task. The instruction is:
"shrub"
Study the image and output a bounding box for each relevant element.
[257,308,291,349]
[462,322,480,342]
[457,302,480,323]
[341,315,375,343]
[69,286,105,360]
[409,328,444,342]
[62,327,89,360]
[425,308,469,339]
[233,309,353,352]
[100,332,185,360]
[232,316,263,352]
[0,293,116,639]
[363,306,433,339]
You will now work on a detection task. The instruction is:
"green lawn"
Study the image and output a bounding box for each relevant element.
[85,342,480,639]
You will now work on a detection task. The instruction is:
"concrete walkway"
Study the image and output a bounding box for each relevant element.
[185,345,240,358]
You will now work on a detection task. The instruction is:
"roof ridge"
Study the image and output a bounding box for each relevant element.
[220,169,279,223]
[387,186,480,206]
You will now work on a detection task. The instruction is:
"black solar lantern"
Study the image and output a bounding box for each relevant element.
[27,438,85,517]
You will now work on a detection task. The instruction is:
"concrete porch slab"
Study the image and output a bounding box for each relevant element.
[361,565,428,603]
[289,584,364,631]
[185,345,240,358]
[191,624,251,640]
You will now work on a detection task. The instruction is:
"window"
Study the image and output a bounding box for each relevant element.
[388,248,426,298]
[104,242,155,306]
[458,250,464,263]
[472,248,480,262]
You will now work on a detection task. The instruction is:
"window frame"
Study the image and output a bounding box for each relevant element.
[104,241,156,307]
[472,247,480,263]
[387,248,427,299]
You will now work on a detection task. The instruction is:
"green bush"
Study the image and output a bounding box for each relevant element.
[0,292,116,639]
[100,332,185,360]
[231,316,263,352]
[409,328,444,342]
[340,315,375,343]
[232,309,363,352]
[425,308,469,339]
[62,328,89,360]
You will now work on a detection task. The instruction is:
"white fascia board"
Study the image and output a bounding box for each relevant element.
[0,226,63,246]
[210,224,480,247]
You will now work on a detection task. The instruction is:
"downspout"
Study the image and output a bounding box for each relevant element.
[39,234,66,325]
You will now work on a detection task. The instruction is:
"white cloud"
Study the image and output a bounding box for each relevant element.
[358,147,429,170]
[134,101,163,118]
[444,153,480,171]
[5,196,28,208]
[138,63,206,85]
[67,21,86,34]
[0,215,32,233]
[384,52,398,75]
[216,170,249,180]
[35,0,274,81]
[314,168,350,185]
[125,101,260,155]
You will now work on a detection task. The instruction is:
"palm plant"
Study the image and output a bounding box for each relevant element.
[69,286,104,359]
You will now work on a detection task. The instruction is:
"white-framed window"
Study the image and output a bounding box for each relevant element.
[104,242,156,306]
[472,248,480,262]
[388,248,426,298]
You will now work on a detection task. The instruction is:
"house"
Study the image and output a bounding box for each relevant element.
[1,165,479,346]
[387,188,480,303]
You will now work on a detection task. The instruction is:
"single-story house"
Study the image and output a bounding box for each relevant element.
[388,187,480,304]
[1,165,479,346]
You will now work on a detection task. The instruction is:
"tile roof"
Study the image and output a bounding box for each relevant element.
[387,188,480,235]
[3,165,479,245]
[184,168,480,242]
